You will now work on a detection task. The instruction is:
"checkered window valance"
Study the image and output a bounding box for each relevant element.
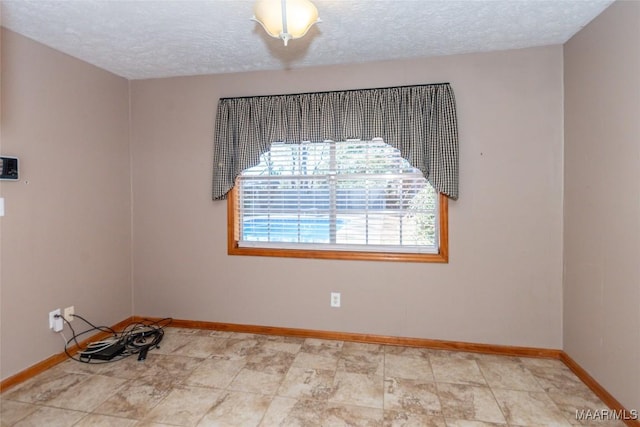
[212,83,459,200]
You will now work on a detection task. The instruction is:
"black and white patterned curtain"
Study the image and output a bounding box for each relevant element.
[212,83,459,200]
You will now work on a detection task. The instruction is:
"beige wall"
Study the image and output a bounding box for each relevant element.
[0,29,132,379]
[130,46,564,349]
[564,0,640,411]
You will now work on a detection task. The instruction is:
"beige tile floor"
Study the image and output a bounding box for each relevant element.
[0,327,626,427]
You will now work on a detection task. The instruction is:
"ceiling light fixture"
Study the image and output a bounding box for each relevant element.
[252,0,320,46]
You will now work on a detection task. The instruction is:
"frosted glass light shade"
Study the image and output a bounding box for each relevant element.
[253,0,320,46]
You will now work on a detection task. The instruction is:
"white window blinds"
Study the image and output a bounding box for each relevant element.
[235,139,439,254]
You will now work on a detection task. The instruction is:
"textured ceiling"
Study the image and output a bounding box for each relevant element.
[1,0,613,80]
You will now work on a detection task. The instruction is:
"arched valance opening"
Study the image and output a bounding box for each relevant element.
[212,83,459,200]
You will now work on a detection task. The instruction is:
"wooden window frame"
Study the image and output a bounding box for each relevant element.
[227,188,449,263]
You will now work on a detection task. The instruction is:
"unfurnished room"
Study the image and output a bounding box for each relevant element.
[0,0,638,426]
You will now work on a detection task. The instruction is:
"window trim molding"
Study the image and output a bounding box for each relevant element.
[227,188,449,263]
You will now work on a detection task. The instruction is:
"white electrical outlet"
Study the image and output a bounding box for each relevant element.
[49,309,63,332]
[63,306,74,322]
[331,292,341,308]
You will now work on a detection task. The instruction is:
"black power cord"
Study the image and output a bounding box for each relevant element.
[58,314,172,364]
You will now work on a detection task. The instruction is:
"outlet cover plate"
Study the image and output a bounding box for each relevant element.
[331,292,341,308]
[49,309,63,332]
[63,306,74,322]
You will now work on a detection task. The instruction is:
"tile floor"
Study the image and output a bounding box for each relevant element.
[0,327,626,426]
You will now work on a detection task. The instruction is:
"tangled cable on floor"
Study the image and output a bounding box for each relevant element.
[59,314,172,364]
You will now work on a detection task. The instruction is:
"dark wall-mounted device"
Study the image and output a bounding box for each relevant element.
[0,157,19,180]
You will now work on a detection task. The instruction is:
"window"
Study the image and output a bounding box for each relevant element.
[228,139,448,262]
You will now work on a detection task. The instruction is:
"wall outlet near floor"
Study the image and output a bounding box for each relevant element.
[49,308,63,332]
[331,292,341,308]
[63,306,75,322]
